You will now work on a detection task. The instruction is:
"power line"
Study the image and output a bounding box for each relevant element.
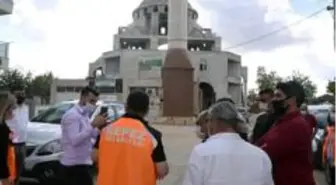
[223,7,327,50]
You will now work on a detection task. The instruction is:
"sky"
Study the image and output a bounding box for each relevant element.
[0,0,335,95]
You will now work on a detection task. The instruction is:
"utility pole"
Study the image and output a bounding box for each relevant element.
[327,0,335,51]
[334,0,336,51]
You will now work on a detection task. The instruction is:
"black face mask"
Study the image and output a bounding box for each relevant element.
[16,95,25,104]
[271,99,288,116]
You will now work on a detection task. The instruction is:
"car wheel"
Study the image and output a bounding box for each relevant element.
[34,162,63,185]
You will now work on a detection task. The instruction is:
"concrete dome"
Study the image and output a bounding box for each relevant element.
[138,0,193,9]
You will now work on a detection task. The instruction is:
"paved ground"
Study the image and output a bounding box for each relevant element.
[154,125,199,185]
[315,170,328,185]
[22,124,328,185]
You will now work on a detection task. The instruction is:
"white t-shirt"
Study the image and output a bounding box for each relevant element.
[183,133,274,185]
[6,104,29,143]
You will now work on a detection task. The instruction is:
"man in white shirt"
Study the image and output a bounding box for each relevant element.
[6,86,29,185]
[183,101,274,185]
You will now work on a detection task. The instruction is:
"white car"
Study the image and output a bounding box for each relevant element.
[22,101,124,185]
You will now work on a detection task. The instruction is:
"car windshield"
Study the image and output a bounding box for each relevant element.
[94,104,123,121]
[30,103,74,124]
[31,102,124,124]
[114,104,124,112]
[107,103,125,115]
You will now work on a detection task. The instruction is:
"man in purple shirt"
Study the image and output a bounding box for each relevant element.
[60,86,106,185]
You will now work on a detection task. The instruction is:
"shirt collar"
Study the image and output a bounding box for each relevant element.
[75,104,85,115]
[122,113,148,125]
[208,132,241,141]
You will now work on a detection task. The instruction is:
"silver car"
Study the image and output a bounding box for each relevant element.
[22,101,124,184]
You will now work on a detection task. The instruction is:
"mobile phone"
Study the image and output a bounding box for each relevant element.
[100,106,108,116]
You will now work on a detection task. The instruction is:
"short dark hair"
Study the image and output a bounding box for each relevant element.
[259,88,274,96]
[126,91,149,113]
[216,97,235,104]
[80,86,99,97]
[276,80,305,107]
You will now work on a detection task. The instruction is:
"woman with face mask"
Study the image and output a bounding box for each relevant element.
[0,93,16,185]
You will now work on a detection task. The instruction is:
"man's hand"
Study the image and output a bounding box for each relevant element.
[91,148,98,164]
[91,114,107,128]
[155,161,169,180]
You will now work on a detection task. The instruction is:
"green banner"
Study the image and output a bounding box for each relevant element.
[139,58,163,71]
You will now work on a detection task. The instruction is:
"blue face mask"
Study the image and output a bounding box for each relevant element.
[83,103,96,115]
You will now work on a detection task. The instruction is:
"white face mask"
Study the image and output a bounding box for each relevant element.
[301,111,307,115]
[84,103,96,115]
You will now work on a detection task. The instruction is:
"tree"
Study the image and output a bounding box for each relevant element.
[286,71,317,101]
[256,66,283,91]
[0,69,32,93]
[327,78,335,95]
[29,72,53,104]
[247,89,257,103]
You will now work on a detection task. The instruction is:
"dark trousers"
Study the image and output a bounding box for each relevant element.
[331,166,335,185]
[61,165,93,185]
[14,143,26,185]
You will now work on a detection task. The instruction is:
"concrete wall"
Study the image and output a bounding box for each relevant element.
[50,79,87,103]
[54,50,246,107]
[97,49,243,103]
[115,50,241,101]
[50,78,124,104]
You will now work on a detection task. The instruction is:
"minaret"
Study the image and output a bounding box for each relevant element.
[162,0,194,117]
